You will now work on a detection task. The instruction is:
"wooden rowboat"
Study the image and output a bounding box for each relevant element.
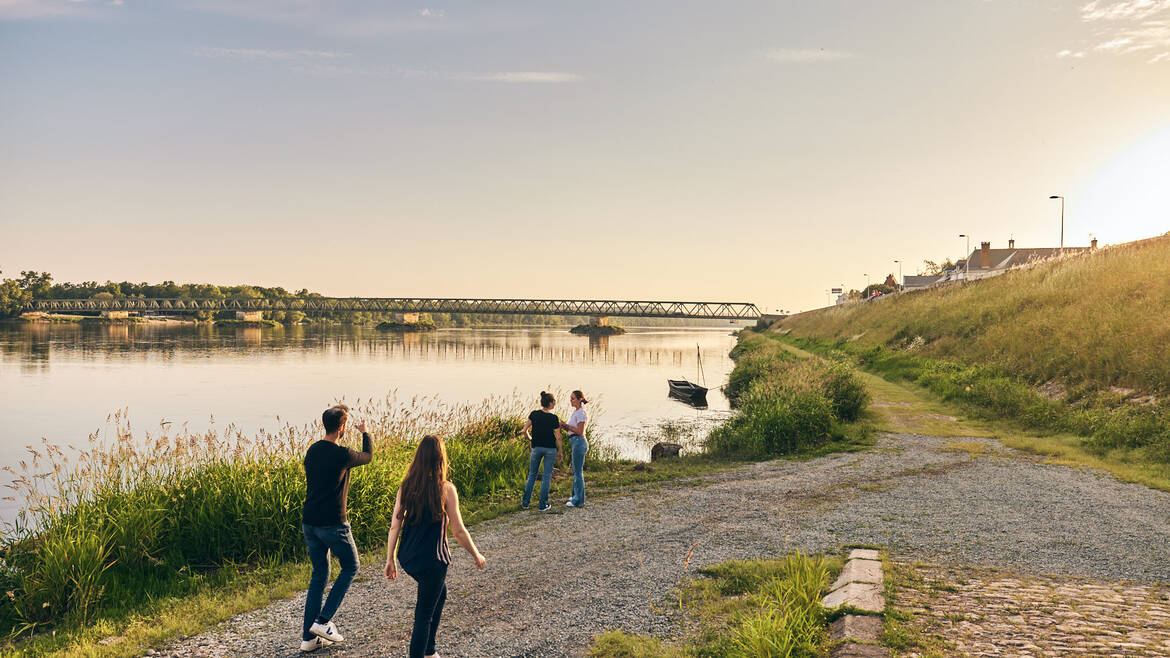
[668,379,708,403]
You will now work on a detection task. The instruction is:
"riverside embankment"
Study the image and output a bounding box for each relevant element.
[780,232,1170,491]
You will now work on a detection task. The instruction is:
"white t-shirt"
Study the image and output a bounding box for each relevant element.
[569,408,588,436]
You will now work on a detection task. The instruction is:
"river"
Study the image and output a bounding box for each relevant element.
[0,322,741,481]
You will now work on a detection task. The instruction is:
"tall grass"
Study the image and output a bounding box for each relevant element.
[0,392,566,638]
[790,335,1170,460]
[781,233,1170,394]
[590,552,838,658]
[707,332,870,459]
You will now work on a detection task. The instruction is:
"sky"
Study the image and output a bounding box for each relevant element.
[2,0,1169,312]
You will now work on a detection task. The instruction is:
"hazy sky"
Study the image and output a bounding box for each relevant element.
[2,0,1169,312]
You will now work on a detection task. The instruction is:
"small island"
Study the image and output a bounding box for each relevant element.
[214,318,283,328]
[376,320,436,332]
[569,324,626,336]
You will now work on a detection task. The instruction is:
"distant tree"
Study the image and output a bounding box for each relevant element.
[919,259,956,276]
[17,271,53,299]
[0,271,30,317]
[861,283,896,298]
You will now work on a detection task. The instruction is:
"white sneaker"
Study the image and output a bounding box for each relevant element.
[310,621,345,643]
[300,636,332,652]
[566,500,579,508]
[538,504,552,512]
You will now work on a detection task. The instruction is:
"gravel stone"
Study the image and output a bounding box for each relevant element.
[159,432,1170,657]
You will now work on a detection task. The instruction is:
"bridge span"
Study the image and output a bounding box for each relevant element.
[22,297,762,321]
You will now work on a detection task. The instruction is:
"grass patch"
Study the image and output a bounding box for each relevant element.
[880,559,950,657]
[780,335,1170,492]
[706,332,872,460]
[591,552,841,658]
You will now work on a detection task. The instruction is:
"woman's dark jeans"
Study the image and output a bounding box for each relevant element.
[406,563,448,657]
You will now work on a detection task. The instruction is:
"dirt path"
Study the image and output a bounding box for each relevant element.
[161,430,1170,657]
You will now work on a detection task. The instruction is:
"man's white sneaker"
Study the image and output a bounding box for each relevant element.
[565,500,578,508]
[300,637,331,652]
[310,621,345,643]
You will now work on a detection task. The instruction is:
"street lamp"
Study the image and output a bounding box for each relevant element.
[864,273,870,288]
[1049,195,1064,250]
[958,234,970,279]
[893,260,902,290]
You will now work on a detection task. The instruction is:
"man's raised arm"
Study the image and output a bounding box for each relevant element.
[346,420,373,467]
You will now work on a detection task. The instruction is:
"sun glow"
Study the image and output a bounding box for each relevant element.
[1077,125,1170,245]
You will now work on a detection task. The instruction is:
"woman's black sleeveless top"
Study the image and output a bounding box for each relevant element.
[398,502,450,573]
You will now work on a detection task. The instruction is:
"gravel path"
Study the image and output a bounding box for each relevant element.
[161,433,1170,657]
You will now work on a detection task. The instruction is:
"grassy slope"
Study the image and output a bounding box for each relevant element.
[779,340,1170,492]
[782,233,1170,394]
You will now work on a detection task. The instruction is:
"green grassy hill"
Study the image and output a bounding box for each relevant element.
[778,233,1170,464]
[783,233,1170,395]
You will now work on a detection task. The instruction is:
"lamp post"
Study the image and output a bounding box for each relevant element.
[958,234,970,279]
[894,260,902,291]
[864,273,870,289]
[1049,195,1064,250]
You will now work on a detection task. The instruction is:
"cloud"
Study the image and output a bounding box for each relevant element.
[1082,0,1170,21]
[193,52,584,84]
[1057,49,1086,57]
[1095,36,1134,49]
[417,8,444,18]
[1151,51,1170,62]
[1074,0,1170,62]
[194,47,350,61]
[460,71,582,83]
[764,48,853,63]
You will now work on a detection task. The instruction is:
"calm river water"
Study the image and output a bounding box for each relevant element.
[0,323,741,479]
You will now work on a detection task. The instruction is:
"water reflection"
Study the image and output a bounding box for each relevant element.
[0,323,738,467]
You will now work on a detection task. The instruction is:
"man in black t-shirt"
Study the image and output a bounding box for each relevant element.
[299,404,373,652]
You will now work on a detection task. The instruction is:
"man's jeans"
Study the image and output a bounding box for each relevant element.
[522,446,558,508]
[302,522,360,641]
[569,434,588,506]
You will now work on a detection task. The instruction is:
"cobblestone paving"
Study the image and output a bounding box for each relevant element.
[892,562,1170,657]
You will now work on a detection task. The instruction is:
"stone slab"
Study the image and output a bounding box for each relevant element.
[848,549,881,561]
[822,582,886,612]
[829,614,883,643]
[830,559,884,592]
[831,642,890,658]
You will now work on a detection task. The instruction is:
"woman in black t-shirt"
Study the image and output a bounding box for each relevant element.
[520,391,563,511]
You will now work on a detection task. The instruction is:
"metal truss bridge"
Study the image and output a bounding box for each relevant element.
[23,297,762,320]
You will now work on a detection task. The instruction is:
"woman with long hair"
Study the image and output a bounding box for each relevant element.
[385,435,486,658]
[560,390,589,508]
[520,391,563,511]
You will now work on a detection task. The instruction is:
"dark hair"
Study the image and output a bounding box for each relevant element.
[540,391,556,408]
[322,404,349,434]
[572,390,588,404]
[398,435,448,525]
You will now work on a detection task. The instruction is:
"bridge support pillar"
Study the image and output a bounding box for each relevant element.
[393,312,420,323]
[589,315,611,327]
[101,310,129,319]
[235,311,264,322]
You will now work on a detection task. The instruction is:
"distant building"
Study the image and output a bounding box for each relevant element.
[940,238,1097,282]
[903,275,943,291]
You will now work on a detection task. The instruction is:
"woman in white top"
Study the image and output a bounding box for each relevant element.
[560,390,589,508]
